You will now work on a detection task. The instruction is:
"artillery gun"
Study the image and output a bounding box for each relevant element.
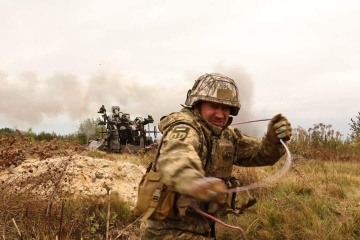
[87,105,159,153]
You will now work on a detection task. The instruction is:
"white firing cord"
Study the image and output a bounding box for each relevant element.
[227,139,292,193]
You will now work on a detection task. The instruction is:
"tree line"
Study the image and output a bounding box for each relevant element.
[1,112,359,144]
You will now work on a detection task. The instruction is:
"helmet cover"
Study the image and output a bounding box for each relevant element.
[185,73,241,116]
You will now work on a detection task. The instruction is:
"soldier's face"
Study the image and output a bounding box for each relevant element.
[197,102,230,127]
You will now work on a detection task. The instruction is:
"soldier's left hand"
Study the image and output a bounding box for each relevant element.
[266,114,292,143]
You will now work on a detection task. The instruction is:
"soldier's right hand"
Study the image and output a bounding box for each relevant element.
[185,177,227,204]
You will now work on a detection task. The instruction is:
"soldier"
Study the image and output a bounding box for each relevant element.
[109,106,122,124]
[140,73,292,239]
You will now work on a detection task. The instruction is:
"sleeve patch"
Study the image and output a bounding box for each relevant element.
[169,126,190,141]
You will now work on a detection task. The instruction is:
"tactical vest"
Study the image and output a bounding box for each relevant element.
[202,127,235,179]
[160,110,239,214]
[134,109,241,221]
[161,109,236,179]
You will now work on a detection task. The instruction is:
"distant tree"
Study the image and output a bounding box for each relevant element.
[35,131,58,141]
[0,127,15,135]
[349,112,360,141]
[78,117,98,144]
[26,128,36,141]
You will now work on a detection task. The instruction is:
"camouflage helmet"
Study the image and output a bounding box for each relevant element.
[185,73,241,116]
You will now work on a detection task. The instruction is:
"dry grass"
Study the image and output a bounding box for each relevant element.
[217,146,360,240]
[84,149,155,167]
[0,188,135,239]
[1,124,359,239]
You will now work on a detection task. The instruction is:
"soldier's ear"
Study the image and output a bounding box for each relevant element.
[193,102,202,114]
[193,106,199,114]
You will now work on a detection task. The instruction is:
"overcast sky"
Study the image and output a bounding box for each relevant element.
[1,0,359,138]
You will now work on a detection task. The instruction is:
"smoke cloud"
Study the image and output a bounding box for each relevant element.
[0,64,262,136]
[0,71,159,123]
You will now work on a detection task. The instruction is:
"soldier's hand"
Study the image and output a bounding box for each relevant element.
[185,177,227,204]
[266,114,292,144]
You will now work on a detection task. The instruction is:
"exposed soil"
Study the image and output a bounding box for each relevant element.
[0,133,146,207]
[0,132,149,239]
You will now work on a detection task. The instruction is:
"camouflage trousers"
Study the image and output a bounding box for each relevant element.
[140,213,215,240]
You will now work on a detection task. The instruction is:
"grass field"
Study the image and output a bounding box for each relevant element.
[218,159,360,240]
[0,126,359,239]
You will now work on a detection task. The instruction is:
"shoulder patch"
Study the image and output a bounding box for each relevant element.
[169,125,190,141]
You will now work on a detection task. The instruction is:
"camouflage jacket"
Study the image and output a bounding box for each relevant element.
[155,107,285,196]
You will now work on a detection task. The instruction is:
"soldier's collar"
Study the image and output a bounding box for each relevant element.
[203,117,233,136]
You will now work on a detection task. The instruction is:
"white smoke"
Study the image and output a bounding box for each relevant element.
[0,63,262,136]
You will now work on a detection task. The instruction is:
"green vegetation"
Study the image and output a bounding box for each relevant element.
[0,127,15,135]
[77,117,101,144]
[349,112,360,141]
[0,119,97,144]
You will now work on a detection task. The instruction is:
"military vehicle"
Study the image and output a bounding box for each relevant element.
[87,105,159,153]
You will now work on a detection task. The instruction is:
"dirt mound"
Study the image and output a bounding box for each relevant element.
[0,154,146,207]
[0,133,147,207]
[0,132,156,239]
